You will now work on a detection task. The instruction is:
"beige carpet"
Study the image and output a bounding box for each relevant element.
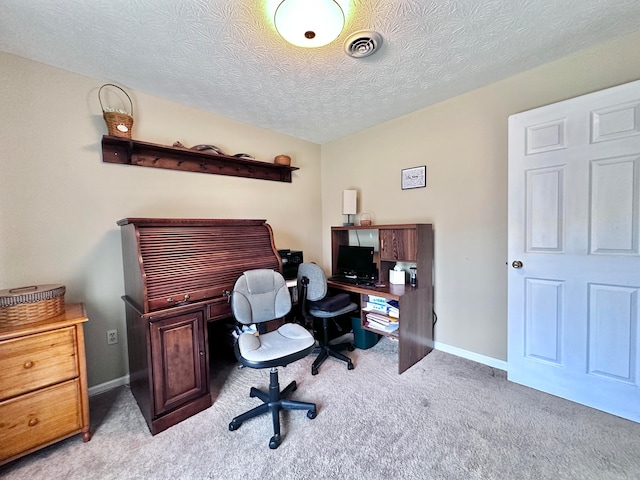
[2,338,639,480]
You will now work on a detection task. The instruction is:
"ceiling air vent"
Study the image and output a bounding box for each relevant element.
[344,30,383,58]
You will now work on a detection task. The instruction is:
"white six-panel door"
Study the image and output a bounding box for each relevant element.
[508,80,640,422]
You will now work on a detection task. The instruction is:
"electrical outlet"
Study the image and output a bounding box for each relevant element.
[107,329,118,345]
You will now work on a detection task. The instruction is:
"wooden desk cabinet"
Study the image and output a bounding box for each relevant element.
[330,224,434,373]
[0,303,91,465]
[123,298,212,436]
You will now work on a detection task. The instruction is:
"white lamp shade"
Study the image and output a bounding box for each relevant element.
[342,190,357,215]
[275,0,345,48]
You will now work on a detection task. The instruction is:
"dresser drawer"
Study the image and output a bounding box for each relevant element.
[208,298,231,320]
[0,327,78,401]
[0,378,82,462]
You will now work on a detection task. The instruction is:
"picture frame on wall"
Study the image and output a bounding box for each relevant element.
[401,165,426,190]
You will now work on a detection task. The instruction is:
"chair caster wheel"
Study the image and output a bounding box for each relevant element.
[307,409,317,420]
[347,361,355,370]
[347,344,355,351]
[269,435,281,449]
[311,367,318,375]
[229,421,241,431]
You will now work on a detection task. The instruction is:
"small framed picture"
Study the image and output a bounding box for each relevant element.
[401,165,426,190]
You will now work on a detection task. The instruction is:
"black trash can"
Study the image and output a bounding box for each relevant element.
[351,317,380,349]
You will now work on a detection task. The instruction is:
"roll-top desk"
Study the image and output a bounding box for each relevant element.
[117,218,282,435]
[328,224,434,373]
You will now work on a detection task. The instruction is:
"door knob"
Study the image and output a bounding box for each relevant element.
[512,260,523,269]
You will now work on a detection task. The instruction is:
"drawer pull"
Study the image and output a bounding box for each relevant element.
[28,418,38,427]
[23,361,34,369]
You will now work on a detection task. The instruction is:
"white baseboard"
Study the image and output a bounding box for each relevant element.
[434,341,507,371]
[88,374,130,397]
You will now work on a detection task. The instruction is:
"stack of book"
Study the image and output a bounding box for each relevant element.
[363,295,399,333]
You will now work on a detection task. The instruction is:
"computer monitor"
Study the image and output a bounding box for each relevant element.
[336,245,376,279]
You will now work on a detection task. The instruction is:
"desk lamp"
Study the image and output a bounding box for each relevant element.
[342,190,357,226]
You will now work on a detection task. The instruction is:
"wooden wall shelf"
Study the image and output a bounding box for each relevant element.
[101,136,299,182]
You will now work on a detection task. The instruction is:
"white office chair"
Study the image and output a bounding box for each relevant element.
[228,268,317,449]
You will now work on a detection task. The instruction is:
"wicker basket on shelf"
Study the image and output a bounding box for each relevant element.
[99,83,134,138]
[0,284,66,327]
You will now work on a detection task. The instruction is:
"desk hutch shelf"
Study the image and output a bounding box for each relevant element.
[328,224,434,373]
[102,136,299,182]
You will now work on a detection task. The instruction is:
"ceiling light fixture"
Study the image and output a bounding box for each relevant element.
[274,0,345,48]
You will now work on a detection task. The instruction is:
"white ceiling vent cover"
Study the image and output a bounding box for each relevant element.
[344,31,383,58]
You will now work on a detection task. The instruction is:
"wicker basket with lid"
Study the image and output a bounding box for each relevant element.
[0,284,66,327]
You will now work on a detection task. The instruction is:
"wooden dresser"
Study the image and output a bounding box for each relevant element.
[0,303,91,465]
[117,218,282,435]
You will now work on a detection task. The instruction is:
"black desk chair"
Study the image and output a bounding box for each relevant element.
[297,262,357,375]
[229,269,317,449]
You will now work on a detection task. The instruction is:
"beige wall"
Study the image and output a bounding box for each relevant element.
[0,52,323,387]
[321,30,640,361]
[3,29,640,389]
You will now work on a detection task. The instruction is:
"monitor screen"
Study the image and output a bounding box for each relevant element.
[336,245,376,278]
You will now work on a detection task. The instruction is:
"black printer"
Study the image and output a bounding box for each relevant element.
[277,249,303,280]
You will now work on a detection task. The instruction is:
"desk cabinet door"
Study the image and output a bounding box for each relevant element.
[150,311,207,415]
[379,228,417,262]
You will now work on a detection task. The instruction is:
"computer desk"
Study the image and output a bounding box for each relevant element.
[327,279,433,373]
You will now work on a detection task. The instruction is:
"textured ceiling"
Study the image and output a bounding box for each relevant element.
[1,0,640,144]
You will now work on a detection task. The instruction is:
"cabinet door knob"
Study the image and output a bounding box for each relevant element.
[23,361,33,369]
[28,418,38,427]
[512,260,523,269]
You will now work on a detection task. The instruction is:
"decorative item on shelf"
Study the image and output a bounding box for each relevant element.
[410,265,417,287]
[98,84,134,138]
[173,142,229,156]
[359,212,372,227]
[192,144,226,155]
[274,0,345,48]
[342,189,357,226]
[0,284,66,327]
[234,153,255,159]
[274,154,291,166]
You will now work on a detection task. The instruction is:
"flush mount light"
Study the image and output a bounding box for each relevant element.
[274,0,345,48]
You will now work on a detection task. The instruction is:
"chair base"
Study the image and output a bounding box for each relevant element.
[229,367,317,449]
[310,316,356,375]
[311,340,355,375]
